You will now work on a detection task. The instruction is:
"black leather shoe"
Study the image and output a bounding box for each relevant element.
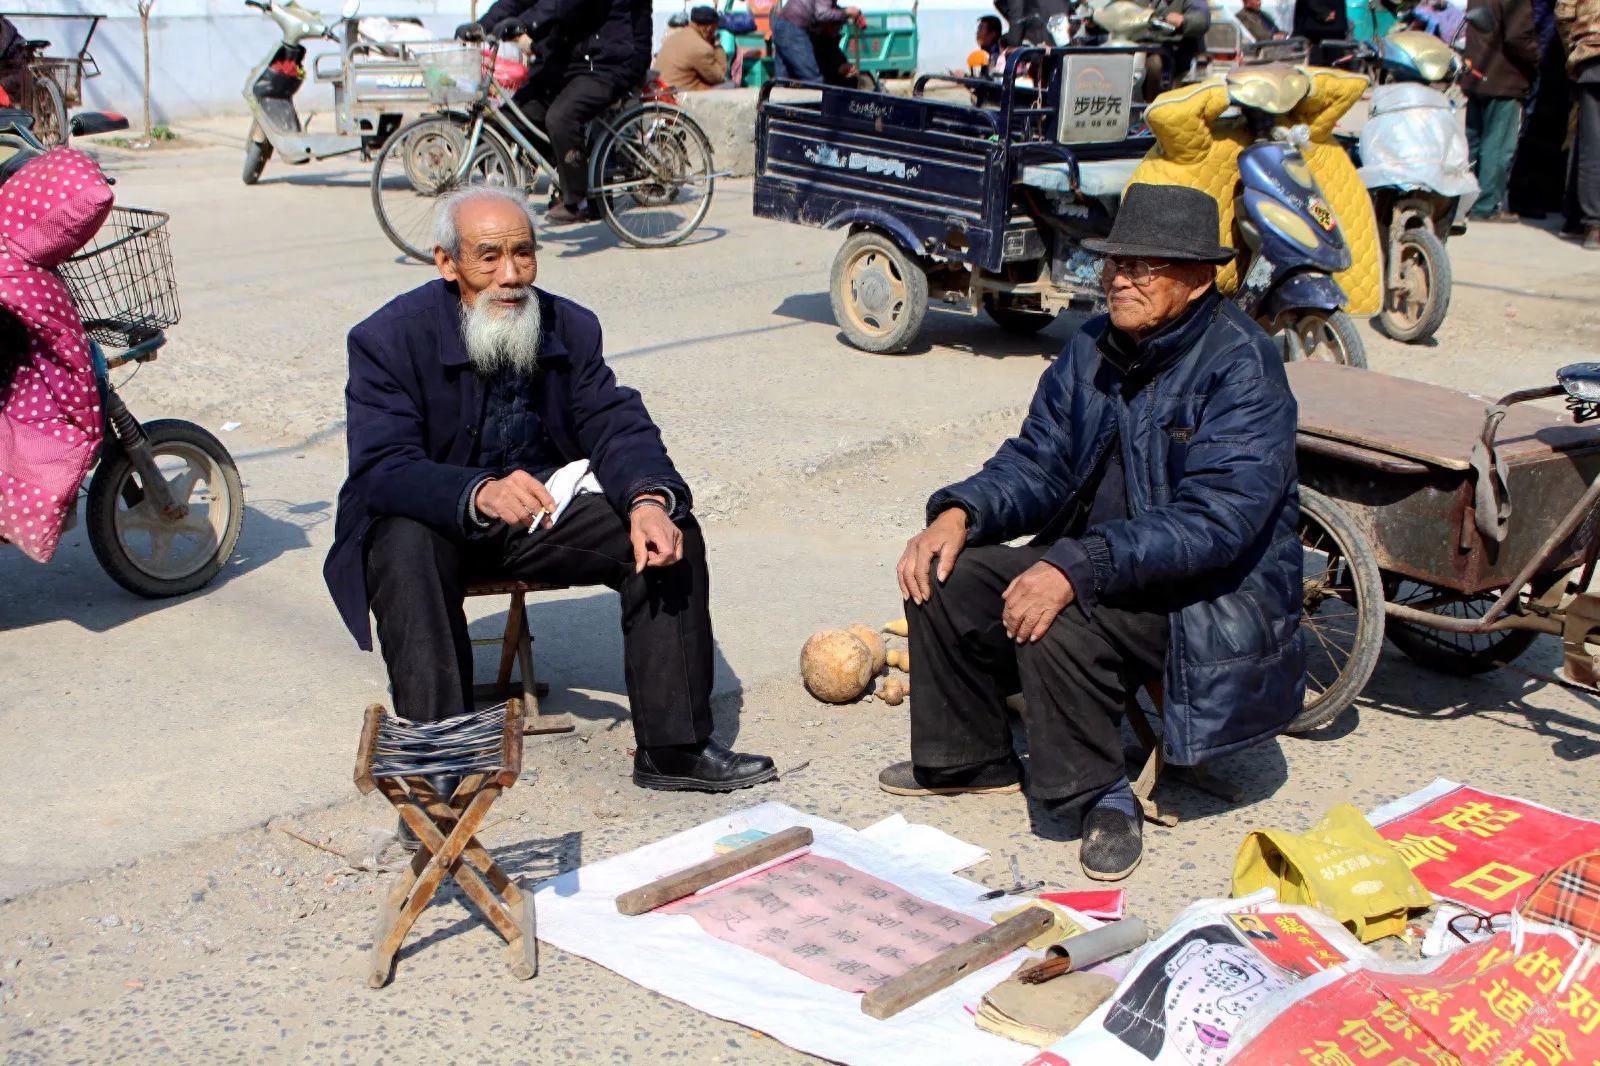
[633,739,777,792]
[1080,806,1143,882]
[397,773,461,853]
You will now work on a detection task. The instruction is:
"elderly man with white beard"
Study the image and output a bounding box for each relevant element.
[324,187,775,800]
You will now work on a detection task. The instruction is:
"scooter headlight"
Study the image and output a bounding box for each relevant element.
[1255,199,1320,250]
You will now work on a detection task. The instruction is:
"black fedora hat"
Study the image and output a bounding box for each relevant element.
[1083,183,1235,264]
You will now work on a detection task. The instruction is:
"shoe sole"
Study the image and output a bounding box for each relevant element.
[633,766,779,793]
[1081,851,1143,882]
[878,781,1022,797]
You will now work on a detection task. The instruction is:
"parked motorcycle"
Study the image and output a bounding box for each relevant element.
[1335,26,1480,342]
[0,110,244,596]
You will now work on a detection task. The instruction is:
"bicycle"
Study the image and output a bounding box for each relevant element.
[370,40,719,259]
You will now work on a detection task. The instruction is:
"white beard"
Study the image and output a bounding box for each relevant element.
[461,287,542,375]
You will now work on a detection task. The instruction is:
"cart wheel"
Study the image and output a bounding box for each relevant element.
[590,104,716,248]
[1383,579,1538,676]
[371,115,520,264]
[1289,309,1367,369]
[830,230,929,354]
[983,293,1057,336]
[31,73,68,148]
[1290,487,1384,734]
[86,419,245,599]
[1377,229,1451,344]
[242,127,273,186]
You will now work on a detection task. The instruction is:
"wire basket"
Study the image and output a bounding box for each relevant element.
[56,207,180,348]
[417,44,488,105]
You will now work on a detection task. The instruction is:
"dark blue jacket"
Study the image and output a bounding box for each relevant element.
[928,293,1304,766]
[324,279,690,649]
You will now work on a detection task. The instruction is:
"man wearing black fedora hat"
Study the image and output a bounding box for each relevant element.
[882,183,1304,882]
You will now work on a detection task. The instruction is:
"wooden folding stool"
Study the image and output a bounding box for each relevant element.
[465,580,576,736]
[1128,681,1243,827]
[353,699,538,988]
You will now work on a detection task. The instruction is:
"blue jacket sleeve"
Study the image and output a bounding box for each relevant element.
[565,316,693,521]
[344,324,495,533]
[926,361,1077,545]
[1088,337,1296,595]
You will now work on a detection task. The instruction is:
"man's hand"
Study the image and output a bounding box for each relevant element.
[630,497,683,572]
[1163,10,1186,27]
[475,471,556,528]
[898,508,968,606]
[1002,561,1076,643]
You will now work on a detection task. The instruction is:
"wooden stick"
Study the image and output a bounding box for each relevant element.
[861,905,1055,1020]
[615,826,814,915]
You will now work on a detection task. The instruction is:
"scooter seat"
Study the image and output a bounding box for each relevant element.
[1018,157,1141,202]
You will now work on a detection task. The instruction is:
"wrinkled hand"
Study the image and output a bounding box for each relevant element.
[898,508,968,605]
[630,498,683,572]
[1002,561,1075,643]
[475,470,556,528]
[1163,11,1185,27]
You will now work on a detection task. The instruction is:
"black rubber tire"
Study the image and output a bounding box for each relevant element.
[1290,308,1368,369]
[242,130,273,186]
[87,419,245,599]
[983,293,1057,336]
[1383,581,1539,676]
[590,104,716,248]
[31,73,68,148]
[829,230,930,354]
[370,115,520,263]
[1289,486,1385,734]
[1377,228,1452,344]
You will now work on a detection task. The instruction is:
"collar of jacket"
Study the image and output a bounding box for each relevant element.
[434,280,569,369]
[1094,286,1224,381]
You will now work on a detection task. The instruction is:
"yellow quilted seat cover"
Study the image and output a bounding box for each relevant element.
[1126,68,1381,316]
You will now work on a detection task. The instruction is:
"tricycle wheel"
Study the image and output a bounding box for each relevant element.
[1290,487,1384,734]
[242,126,273,186]
[1382,579,1538,675]
[1377,228,1451,344]
[983,294,1057,336]
[87,419,245,599]
[1289,310,1367,368]
[830,230,929,354]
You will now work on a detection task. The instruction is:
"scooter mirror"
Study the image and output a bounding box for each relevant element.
[341,0,360,19]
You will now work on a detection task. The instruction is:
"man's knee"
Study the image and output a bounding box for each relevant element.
[365,517,453,581]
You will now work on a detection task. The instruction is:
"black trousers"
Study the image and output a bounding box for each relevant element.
[1576,80,1600,229]
[907,544,1168,804]
[363,494,714,747]
[515,72,619,208]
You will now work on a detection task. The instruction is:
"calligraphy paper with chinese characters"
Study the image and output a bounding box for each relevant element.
[1373,784,1600,911]
[662,854,989,993]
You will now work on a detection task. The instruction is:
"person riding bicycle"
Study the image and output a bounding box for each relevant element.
[455,0,653,225]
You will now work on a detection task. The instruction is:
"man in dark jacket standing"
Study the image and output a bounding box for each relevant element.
[1293,0,1349,64]
[880,184,1303,882]
[459,0,652,224]
[1465,0,1542,220]
[1559,0,1600,247]
[324,186,775,794]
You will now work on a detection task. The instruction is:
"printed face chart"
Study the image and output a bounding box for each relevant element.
[662,854,991,993]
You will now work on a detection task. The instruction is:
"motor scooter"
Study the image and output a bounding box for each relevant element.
[241,0,365,183]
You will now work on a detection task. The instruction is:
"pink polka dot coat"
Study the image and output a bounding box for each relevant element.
[0,148,113,562]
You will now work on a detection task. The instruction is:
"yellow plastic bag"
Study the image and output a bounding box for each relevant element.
[1232,804,1433,943]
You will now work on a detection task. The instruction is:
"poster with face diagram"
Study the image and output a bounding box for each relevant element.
[1022,897,1372,1066]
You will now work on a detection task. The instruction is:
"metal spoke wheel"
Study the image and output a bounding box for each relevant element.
[1377,229,1452,344]
[87,419,245,598]
[1383,578,1538,676]
[590,104,716,248]
[1287,309,1368,368]
[1291,487,1384,733]
[829,230,929,353]
[30,71,68,148]
[371,115,521,263]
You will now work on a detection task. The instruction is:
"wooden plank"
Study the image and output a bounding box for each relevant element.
[615,826,815,916]
[498,698,525,786]
[352,704,385,795]
[861,906,1056,1020]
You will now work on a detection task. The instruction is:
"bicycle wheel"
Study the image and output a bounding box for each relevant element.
[590,104,715,248]
[371,115,520,263]
[30,71,68,148]
[1290,487,1384,734]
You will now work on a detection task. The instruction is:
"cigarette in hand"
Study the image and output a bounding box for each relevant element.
[527,509,548,534]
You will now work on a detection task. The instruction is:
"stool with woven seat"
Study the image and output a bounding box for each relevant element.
[466,580,575,735]
[354,699,538,988]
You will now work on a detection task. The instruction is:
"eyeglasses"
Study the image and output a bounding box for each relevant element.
[1099,257,1170,288]
[1447,910,1513,943]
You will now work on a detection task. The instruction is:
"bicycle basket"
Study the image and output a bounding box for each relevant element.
[417,44,487,105]
[56,206,180,347]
